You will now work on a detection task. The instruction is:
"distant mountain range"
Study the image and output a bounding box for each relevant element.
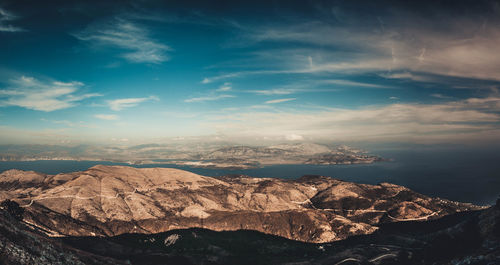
[0,143,384,169]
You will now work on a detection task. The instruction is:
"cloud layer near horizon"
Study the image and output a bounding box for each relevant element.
[201,97,500,143]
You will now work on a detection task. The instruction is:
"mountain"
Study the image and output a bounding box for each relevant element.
[268,143,333,155]
[200,143,333,159]
[59,202,500,265]
[1,194,498,264]
[0,200,123,265]
[0,142,384,169]
[0,165,481,244]
[184,143,383,168]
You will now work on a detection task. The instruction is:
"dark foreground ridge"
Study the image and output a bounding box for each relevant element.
[0,199,499,264]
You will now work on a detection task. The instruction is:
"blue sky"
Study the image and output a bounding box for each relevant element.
[1,0,500,145]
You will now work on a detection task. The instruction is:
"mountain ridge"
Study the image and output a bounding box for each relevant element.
[1,196,498,264]
[0,165,482,243]
[0,142,384,169]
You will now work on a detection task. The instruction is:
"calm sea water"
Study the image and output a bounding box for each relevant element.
[1,146,498,206]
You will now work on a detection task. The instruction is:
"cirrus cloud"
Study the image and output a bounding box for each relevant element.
[0,7,25,32]
[265,98,296,104]
[184,94,235,103]
[95,114,119,120]
[108,96,159,111]
[0,75,101,111]
[75,18,171,64]
[202,96,500,143]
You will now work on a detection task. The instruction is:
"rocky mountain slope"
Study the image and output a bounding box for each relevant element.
[0,201,123,265]
[60,202,500,265]
[1,196,498,264]
[179,143,384,168]
[0,165,481,243]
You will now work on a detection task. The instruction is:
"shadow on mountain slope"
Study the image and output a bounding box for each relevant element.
[1,188,498,264]
[37,199,500,264]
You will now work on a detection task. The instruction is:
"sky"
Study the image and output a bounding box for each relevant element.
[1,0,500,146]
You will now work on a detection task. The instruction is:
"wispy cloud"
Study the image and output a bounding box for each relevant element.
[0,7,25,32]
[265,98,296,104]
[202,73,240,84]
[248,85,339,96]
[203,97,500,143]
[95,114,119,120]
[431,93,452,99]
[206,13,500,84]
[322,79,390,88]
[41,118,96,128]
[184,94,235,103]
[286,134,304,141]
[0,76,101,111]
[249,88,302,95]
[111,137,129,142]
[75,18,171,64]
[216,82,232,91]
[108,96,159,111]
[380,72,434,82]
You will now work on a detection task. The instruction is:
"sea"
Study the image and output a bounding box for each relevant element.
[1,145,499,206]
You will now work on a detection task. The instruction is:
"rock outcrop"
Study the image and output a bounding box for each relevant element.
[0,165,482,243]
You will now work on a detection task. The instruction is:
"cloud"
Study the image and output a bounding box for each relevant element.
[108,96,159,111]
[202,96,500,143]
[210,10,500,83]
[75,18,171,64]
[202,73,240,84]
[431,93,452,99]
[0,7,25,32]
[285,134,304,141]
[41,118,96,128]
[250,88,302,95]
[111,137,129,142]
[381,72,422,80]
[247,83,339,96]
[95,114,119,120]
[216,82,232,91]
[322,79,390,88]
[184,94,235,103]
[201,69,301,84]
[0,75,101,111]
[265,98,296,104]
[459,96,500,110]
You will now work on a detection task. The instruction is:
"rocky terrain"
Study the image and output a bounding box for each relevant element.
[0,165,482,244]
[180,143,384,168]
[1,195,498,264]
[59,202,500,265]
[0,200,123,265]
[0,143,384,169]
